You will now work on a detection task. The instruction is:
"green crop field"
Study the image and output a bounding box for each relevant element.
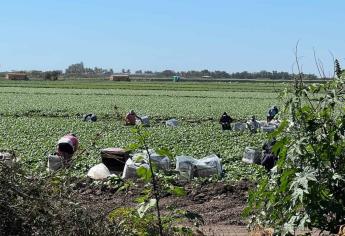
[0,80,285,180]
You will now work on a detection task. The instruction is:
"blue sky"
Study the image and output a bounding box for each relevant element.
[0,0,344,75]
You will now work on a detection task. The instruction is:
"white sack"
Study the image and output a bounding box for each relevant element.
[176,154,222,180]
[136,116,150,126]
[261,125,276,132]
[143,149,170,170]
[122,155,150,179]
[242,147,262,164]
[166,119,178,127]
[232,122,247,131]
[47,154,63,171]
[87,163,111,180]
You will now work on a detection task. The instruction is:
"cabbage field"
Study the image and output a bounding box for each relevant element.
[0,80,284,180]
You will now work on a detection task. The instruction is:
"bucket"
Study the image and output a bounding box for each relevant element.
[101,148,130,171]
[57,134,78,155]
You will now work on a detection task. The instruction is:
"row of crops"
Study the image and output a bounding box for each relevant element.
[0,87,280,120]
[0,79,288,92]
[0,83,282,180]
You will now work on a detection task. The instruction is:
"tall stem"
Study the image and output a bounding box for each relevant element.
[138,128,163,236]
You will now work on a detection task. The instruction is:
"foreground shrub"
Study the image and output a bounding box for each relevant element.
[245,66,345,234]
[0,162,123,236]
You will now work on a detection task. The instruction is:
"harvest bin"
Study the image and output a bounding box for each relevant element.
[101,148,130,172]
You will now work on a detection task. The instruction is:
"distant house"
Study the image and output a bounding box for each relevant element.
[109,74,130,81]
[6,73,28,80]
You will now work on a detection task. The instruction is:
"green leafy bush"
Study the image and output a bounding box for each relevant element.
[245,70,345,234]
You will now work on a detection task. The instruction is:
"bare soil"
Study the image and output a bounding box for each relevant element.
[74,179,252,226]
[73,180,337,235]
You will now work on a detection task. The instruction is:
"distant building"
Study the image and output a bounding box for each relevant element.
[109,74,130,81]
[202,75,212,79]
[6,73,28,80]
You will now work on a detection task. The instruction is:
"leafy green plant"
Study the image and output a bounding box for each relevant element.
[244,62,345,234]
[108,207,195,236]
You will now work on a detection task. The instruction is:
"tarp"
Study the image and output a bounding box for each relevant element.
[242,147,262,164]
[231,122,247,131]
[261,125,276,132]
[136,116,150,126]
[166,119,178,127]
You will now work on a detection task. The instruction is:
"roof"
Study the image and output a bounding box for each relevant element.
[111,74,129,77]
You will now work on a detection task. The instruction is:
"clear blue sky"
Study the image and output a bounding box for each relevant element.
[0,0,344,75]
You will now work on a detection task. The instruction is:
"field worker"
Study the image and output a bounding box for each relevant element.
[125,110,142,125]
[219,112,233,130]
[267,106,279,122]
[83,113,97,122]
[247,115,260,133]
[57,133,79,162]
[261,138,278,171]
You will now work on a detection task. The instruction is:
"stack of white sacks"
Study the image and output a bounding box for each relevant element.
[87,149,222,181]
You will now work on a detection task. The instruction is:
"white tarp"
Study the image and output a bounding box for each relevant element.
[176,154,222,180]
[261,125,276,132]
[247,120,261,131]
[166,119,178,127]
[87,163,111,180]
[242,147,262,164]
[232,122,247,131]
[258,120,280,132]
[269,120,280,127]
[136,116,150,126]
[258,120,268,127]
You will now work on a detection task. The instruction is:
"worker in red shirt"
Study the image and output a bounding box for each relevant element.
[125,110,142,125]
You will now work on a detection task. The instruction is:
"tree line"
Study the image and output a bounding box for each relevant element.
[62,63,318,80]
[143,69,318,80]
[1,62,320,80]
